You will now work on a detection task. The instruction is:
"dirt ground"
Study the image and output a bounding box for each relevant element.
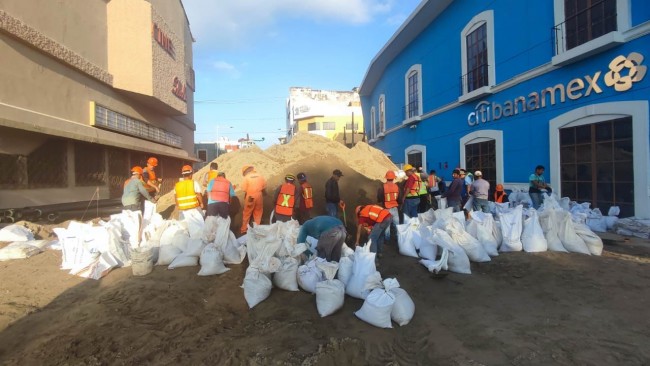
[0,233,649,365]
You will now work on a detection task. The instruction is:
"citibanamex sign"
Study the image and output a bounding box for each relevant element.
[467,52,647,126]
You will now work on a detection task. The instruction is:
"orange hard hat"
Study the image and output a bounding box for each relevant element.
[131,166,143,175]
[147,157,158,167]
[181,165,193,174]
[241,165,254,176]
[496,184,504,191]
[385,170,396,180]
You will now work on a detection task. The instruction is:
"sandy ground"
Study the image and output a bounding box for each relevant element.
[0,234,649,365]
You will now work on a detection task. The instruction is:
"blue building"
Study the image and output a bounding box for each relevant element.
[360,0,650,218]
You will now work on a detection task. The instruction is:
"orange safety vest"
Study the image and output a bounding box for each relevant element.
[494,191,506,203]
[275,183,296,216]
[405,174,420,197]
[209,177,231,203]
[301,181,314,209]
[144,166,158,193]
[383,182,399,208]
[428,175,437,188]
[175,179,200,210]
[359,205,391,224]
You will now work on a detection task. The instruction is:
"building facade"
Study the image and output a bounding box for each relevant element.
[286,87,365,146]
[0,0,196,209]
[360,0,650,218]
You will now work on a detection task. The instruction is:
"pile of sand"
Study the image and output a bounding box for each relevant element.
[157,133,397,229]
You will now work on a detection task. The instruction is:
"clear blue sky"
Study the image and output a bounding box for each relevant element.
[183,0,422,148]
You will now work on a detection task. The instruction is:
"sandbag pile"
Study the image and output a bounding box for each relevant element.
[0,224,52,261]
[396,193,608,277]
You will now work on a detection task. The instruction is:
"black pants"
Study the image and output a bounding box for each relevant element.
[417,194,430,213]
[207,202,230,219]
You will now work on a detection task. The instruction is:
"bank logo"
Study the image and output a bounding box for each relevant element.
[604,52,646,92]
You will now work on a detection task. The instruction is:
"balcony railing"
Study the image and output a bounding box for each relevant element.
[402,100,419,119]
[552,0,617,55]
[459,63,489,96]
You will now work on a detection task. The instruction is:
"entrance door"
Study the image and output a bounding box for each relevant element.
[559,117,634,217]
[465,139,496,194]
[407,151,422,170]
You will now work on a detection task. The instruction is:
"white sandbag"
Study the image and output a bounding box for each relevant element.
[433,207,453,223]
[346,244,379,299]
[315,261,344,317]
[559,197,571,211]
[466,219,478,239]
[477,224,499,256]
[53,225,100,270]
[521,209,548,252]
[494,202,511,215]
[493,219,503,249]
[354,279,398,328]
[452,211,466,230]
[171,230,190,253]
[390,287,415,326]
[290,242,309,258]
[499,205,523,252]
[418,242,438,260]
[557,211,591,255]
[0,242,42,261]
[131,247,154,276]
[222,231,246,264]
[419,248,449,273]
[275,220,301,258]
[198,244,230,276]
[298,257,326,293]
[157,243,182,265]
[573,222,604,256]
[0,225,34,242]
[608,206,620,217]
[444,220,490,262]
[396,218,420,257]
[436,196,447,210]
[168,254,199,269]
[202,216,220,243]
[184,238,205,257]
[604,216,619,230]
[538,209,567,252]
[337,255,354,286]
[256,256,282,274]
[181,208,205,239]
[246,223,282,265]
[114,210,142,248]
[69,251,118,280]
[586,208,607,232]
[243,267,272,309]
[272,257,299,291]
[463,196,474,212]
[418,209,436,226]
[430,229,471,274]
[340,243,355,258]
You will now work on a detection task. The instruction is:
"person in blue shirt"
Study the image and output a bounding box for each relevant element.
[297,216,347,262]
[206,172,236,218]
[529,165,551,209]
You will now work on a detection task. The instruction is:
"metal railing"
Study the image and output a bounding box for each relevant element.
[459,63,489,96]
[402,100,419,119]
[552,0,617,55]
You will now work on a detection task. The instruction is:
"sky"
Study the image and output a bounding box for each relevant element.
[182,0,422,149]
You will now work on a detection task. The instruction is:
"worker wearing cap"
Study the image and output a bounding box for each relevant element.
[493,184,509,204]
[470,170,490,213]
[272,174,301,223]
[206,171,235,219]
[377,170,401,242]
[142,157,162,196]
[174,165,204,219]
[122,166,156,211]
[325,169,344,217]
[296,172,313,224]
[354,204,392,260]
[240,165,267,234]
[402,164,420,219]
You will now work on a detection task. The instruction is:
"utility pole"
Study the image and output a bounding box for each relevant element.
[351,111,355,145]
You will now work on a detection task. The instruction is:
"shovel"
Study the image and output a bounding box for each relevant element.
[339,201,347,225]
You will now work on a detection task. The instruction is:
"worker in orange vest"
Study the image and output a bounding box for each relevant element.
[240,165,267,234]
[174,165,204,219]
[354,204,392,262]
[296,172,313,224]
[376,170,401,243]
[206,171,235,219]
[493,184,509,204]
[142,157,162,196]
[272,174,301,223]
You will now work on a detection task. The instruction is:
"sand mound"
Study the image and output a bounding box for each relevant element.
[157,133,397,228]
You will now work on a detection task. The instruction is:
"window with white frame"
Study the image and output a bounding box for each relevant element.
[370,106,376,139]
[379,94,386,134]
[460,10,495,100]
[322,121,336,130]
[197,149,207,162]
[552,0,629,62]
[405,144,427,172]
[404,65,423,120]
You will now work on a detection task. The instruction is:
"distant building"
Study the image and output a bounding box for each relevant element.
[0,0,197,209]
[360,0,650,218]
[286,87,365,145]
[193,138,240,171]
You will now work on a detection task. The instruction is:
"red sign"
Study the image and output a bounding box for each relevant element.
[152,23,175,59]
[172,76,187,102]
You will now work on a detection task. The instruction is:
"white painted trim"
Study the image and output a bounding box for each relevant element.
[405,144,427,170]
[460,10,495,96]
[459,130,504,184]
[379,94,386,134]
[549,101,649,219]
[404,64,423,120]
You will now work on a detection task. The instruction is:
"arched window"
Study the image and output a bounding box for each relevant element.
[378,94,386,134]
[459,10,495,102]
[404,64,423,121]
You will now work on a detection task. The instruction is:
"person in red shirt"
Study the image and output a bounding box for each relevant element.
[354,204,392,261]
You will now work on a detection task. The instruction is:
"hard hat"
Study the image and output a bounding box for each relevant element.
[496,184,504,191]
[403,164,413,171]
[147,157,158,167]
[181,165,193,174]
[285,174,296,181]
[131,166,143,175]
[297,172,307,181]
[241,165,253,176]
[385,170,396,180]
